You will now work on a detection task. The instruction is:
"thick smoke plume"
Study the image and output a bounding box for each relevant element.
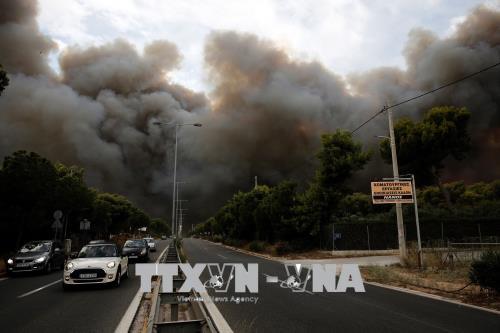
[0,1,499,222]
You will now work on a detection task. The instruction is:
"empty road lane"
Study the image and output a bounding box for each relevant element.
[183,238,500,333]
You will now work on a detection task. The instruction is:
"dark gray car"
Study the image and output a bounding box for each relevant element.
[7,240,65,274]
[122,239,149,262]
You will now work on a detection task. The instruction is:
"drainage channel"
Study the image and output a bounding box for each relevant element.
[140,241,230,333]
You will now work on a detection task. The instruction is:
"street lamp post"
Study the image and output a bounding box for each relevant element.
[383,174,424,268]
[154,121,202,238]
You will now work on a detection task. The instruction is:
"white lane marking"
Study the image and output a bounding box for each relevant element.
[0,277,8,282]
[17,279,62,298]
[217,254,228,259]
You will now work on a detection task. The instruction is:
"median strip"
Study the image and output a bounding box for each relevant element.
[115,243,170,333]
[17,279,62,298]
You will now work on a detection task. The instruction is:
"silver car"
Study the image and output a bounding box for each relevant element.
[144,237,156,252]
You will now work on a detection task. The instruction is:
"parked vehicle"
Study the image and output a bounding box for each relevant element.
[7,240,65,274]
[122,239,149,262]
[88,240,107,244]
[161,235,167,240]
[144,237,156,252]
[63,242,128,290]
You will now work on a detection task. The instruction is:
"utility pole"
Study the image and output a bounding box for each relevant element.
[387,107,407,259]
[254,176,258,189]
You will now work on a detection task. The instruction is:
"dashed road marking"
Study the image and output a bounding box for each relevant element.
[17,279,62,298]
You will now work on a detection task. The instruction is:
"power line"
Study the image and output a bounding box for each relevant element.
[351,61,500,134]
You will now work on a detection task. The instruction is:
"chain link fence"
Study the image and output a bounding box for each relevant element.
[319,219,500,251]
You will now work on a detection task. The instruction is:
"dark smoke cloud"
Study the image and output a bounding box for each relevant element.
[60,39,181,97]
[0,0,56,76]
[347,5,500,181]
[0,2,499,223]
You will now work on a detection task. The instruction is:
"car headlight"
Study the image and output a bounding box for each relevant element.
[34,256,47,263]
[65,262,74,270]
[141,249,146,255]
[107,261,116,268]
[7,258,13,265]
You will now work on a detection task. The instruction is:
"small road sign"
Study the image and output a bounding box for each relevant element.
[371,181,414,204]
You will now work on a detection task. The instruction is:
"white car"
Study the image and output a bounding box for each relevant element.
[144,237,156,252]
[63,243,128,290]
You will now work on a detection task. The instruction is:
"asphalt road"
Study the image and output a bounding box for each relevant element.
[183,238,500,333]
[0,239,169,333]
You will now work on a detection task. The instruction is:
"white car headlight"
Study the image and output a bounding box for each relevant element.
[34,256,47,263]
[107,261,116,268]
[7,258,13,265]
[141,249,146,255]
[66,262,74,270]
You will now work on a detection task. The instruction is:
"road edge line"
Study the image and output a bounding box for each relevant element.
[365,281,500,315]
[200,239,282,262]
[114,243,169,333]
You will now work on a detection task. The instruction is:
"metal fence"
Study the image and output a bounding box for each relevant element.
[320,219,500,251]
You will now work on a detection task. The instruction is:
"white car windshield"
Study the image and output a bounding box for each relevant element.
[78,245,117,258]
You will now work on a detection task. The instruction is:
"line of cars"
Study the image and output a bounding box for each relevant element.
[6,237,160,290]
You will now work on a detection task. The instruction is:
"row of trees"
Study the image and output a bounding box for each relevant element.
[0,151,170,253]
[193,106,494,249]
[193,129,371,248]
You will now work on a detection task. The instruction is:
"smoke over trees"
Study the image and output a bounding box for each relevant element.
[0,1,499,223]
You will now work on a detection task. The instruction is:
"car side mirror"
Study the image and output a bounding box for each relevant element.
[70,252,78,259]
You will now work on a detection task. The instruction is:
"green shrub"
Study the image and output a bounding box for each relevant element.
[222,238,242,247]
[469,251,500,292]
[274,241,292,256]
[249,241,265,253]
[212,235,223,243]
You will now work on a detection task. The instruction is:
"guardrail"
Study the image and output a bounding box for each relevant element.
[145,240,232,333]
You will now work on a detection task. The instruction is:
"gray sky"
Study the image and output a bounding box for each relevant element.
[37,0,497,92]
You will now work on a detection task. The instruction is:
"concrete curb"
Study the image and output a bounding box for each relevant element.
[365,281,500,316]
[197,289,234,333]
[114,244,169,333]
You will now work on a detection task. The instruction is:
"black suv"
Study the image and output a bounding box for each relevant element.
[7,240,65,274]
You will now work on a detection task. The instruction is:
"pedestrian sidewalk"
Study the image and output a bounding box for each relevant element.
[282,255,400,267]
